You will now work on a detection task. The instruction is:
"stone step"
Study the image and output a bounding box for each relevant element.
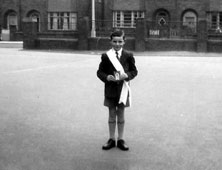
[0,41,23,48]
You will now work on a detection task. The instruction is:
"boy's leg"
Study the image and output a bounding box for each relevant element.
[117,105,125,140]
[116,105,129,151]
[108,107,117,140]
[102,107,117,150]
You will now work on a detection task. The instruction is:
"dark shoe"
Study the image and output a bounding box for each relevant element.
[102,139,116,150]
[117,139,129,151]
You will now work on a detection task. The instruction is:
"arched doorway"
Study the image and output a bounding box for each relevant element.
[153,9,170,38]
[182,10,197,33]
[4,10,18,29]
[154,9,170,26]
[27,10,41,32]
[2,10,17,40]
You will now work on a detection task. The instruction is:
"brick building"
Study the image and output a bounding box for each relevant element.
[0,0,219,35]
[0,0,222,51]
[0,0,92,33]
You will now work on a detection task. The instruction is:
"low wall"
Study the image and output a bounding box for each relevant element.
[208,40,222,52]
[24,34,222,52]
[35,38,78,50]
[88,37,198,52]
[146,38,197,51]
[38,32,78,39]
[88,37,135,51]
[22,19,222,52]
[207,34,222,52]
[13,32,23,41]
[24,36,222,52]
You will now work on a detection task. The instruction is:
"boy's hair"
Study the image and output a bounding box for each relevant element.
[110,30,125,40]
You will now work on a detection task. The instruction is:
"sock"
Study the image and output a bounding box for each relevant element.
[109,121,116,140]
[117,121,125,140]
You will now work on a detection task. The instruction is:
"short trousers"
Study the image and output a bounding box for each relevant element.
[104,96,129,108]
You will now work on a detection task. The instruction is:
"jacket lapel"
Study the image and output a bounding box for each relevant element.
[120,50,127,64]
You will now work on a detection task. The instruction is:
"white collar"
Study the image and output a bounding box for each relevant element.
[112,48,122,57]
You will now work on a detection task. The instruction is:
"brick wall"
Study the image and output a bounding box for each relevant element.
[21,0,47,31]
[0,0,219,32]
[89,37,135,51]
[113,0,141,10]
[145,0,176,21]
[177,0,208,19]
[145,0,208,21]
[1,0,18,29]
[0,0,90,31]
[146,39,197,51]
[0,0,2,26]
[76,0,90,19]
[209,0,222,11]
[1,0,47,30]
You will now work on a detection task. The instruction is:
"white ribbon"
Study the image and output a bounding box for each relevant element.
[106,49,131,106]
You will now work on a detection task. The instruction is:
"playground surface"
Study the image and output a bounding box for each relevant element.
[0,48,222,170]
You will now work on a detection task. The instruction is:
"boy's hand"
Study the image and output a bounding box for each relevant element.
[119,73,128,80]
[107,73,128,82]
[107,75,116,81]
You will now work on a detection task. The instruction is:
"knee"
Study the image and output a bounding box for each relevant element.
[109,107,117,123]
[117,117,125,124]
[108,116,116,123]
[117,111,125,123]
[117,120,125,124]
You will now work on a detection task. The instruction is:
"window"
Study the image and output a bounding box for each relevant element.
[48,12,77,30]
[113,11,144,28]
[207,12,222,31]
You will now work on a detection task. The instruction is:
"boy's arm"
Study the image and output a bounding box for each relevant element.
[125,54,138,81]
[97,54,109,83]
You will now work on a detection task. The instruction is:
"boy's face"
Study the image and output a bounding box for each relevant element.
[110,36,125,51]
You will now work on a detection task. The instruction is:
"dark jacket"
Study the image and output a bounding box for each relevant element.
[97,50,138,98]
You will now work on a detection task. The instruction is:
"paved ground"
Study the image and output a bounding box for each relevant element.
[0,48,222,170]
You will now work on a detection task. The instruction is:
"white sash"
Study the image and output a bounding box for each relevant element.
[106,49,131,106]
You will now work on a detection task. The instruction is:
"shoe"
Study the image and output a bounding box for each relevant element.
[102,139,116,150]
[117,139,129,151]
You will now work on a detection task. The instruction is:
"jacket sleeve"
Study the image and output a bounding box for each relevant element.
[97,53,109,83]
[125,53,138,81]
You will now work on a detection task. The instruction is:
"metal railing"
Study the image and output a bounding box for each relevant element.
[146,21,197,39]
[92,20,198,39]
[207,22,222,35]
[21,19,222,40]
[93,20,136,37]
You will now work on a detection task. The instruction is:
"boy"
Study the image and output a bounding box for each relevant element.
[97,30,138,151]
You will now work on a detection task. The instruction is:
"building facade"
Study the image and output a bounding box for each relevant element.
[0,0,92,32]
[1,0,222,37]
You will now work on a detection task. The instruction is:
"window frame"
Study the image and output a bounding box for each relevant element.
[113,11,144,28]
[47,12,77,31]
[207,12,222,30]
